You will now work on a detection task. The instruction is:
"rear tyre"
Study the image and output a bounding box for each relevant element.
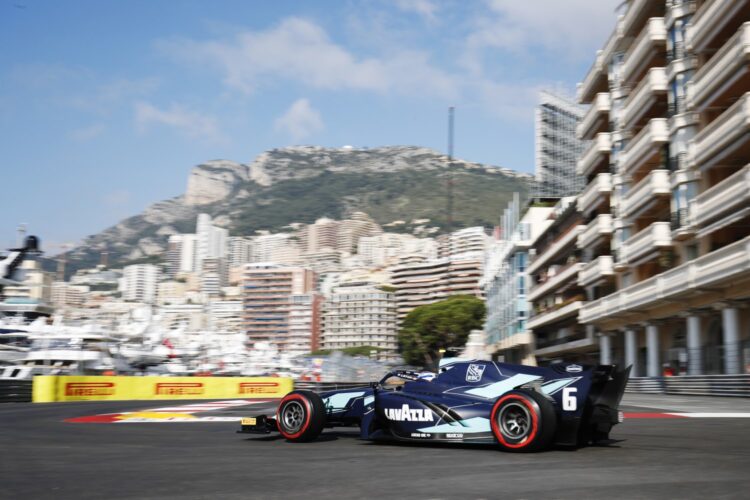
[491,389,557,452]
[276,390,326,442]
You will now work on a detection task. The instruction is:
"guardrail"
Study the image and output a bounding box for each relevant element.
[0,380,33,402]
[295,381,371,392]
[627,375,750,397]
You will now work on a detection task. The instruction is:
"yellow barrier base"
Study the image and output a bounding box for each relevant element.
[32,375,293,402]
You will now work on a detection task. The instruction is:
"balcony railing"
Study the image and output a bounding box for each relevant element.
[577,133,611,177]
[621,18,667,85]
[619,118,669,177]
[618,221,672,265]
[577,173,613,215]
[691,164,750,228]
[528,263,584,302]
[577,214,614,249]
[580,234,750,324]
[621,67,668,129]
[578,256,615,287]
[527,225,586,275]
[577,93,611,140]
[620,169,671,219]
[687,22,750,111]
[671,207,690,230]
[687,0,748,54]
[528,300,584,330]
[689,92,750,168]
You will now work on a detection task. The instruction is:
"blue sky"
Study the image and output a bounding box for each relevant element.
[0,0,620,253]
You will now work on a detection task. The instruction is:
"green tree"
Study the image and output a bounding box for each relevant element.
[398,295,486,368]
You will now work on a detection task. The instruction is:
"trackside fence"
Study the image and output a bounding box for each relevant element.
[626,374,750,397]
[0,380,33,402]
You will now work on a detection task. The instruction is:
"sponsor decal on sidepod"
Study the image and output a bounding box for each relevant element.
[384,404,434,422]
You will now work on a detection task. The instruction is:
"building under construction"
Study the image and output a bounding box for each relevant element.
[533,90,586,199]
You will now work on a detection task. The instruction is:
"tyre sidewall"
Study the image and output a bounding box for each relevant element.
[491,389,557,452]
[276,390,326,442]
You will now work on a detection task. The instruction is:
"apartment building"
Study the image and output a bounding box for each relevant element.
[526,198,595,364]
[533,91,587,198]
[322,284,397,352]
[242,264,316,350]
[437,226,491,259]
[120,264,159,304]
[227,237,253,269]
[576,0,750,376]
[252,233,301,265]
[483,196,554,364]
[286,293,323,356]
[391,256,483,323]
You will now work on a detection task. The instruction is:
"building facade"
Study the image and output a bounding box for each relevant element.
[322,285,397,352]
[242,264,316,350]
[287,293,323,356]
[483,196,554,363]
[576,0,750,376]
[121,264,159,304]
[533,91,587,199]
[526,198,594,365]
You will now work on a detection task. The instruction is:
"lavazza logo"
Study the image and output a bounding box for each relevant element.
[466,364,486,382]
[384,404,434,422]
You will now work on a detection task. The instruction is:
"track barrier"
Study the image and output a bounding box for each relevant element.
[0,379,33,402]
[31,375,293,403]
[626,374,750,397]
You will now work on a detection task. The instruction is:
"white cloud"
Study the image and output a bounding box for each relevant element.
[466,0,621,70]
[393,0,439,24]
[274,98,324,141]
[134,101,225,143]
[158,17,457,99]
[68,123,106,142]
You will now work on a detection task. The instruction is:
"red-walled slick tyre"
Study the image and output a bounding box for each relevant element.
[491,389,557,452]
[276,390,327,442]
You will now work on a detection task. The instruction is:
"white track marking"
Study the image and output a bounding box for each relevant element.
[666,412,750,418]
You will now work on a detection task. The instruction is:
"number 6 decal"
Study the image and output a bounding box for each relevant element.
[563,387,577,411]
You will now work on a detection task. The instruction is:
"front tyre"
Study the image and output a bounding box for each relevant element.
[491,389,557,452]
[276,390,326,442]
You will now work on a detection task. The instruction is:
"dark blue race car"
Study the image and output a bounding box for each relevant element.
[239,359,631,452]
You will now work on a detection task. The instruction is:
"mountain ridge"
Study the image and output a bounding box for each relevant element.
[64,145,532,271]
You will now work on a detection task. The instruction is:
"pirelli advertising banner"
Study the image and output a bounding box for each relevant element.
[32,375,293,402]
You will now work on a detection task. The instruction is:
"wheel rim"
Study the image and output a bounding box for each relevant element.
[498,402,531,440]
[281,400,305,433]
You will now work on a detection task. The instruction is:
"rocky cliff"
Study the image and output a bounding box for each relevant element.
[65,146,532,271]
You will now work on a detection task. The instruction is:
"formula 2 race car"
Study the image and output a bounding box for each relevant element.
[239,360,631,452]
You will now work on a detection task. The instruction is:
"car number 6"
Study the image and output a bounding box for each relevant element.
[563,387,577,411]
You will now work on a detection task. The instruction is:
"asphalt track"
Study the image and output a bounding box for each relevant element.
[1,394,750,500]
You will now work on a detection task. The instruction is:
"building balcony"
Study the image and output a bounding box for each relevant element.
[618,221,672,266]
[577,93,611,140]
[577,133,611,177]
[577,174,613,216]
[527,225,586,275]
[621,18,667,86]
[580,234,750,324]
[618,118,669,177]
[621,68,668,130]
[688,92,750,169]
[577,214,614,249]
[527,300,583,330]
[620,169,671,219]
[692,164,750,229]
[687,0,750,54]
[687,23,750,112]
[528,263,584,302]
[621,0,664,38]
[578,256,615,288]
